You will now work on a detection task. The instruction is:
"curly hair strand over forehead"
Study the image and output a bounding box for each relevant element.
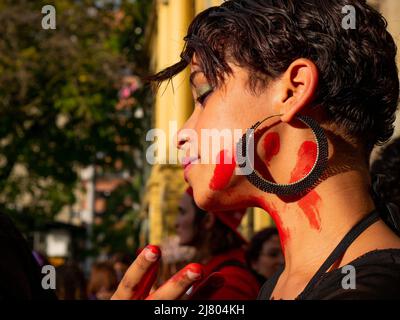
[146,0,400,150]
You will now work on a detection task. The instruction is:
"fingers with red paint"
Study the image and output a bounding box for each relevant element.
[111,245,161,300]
[146,263,204,300]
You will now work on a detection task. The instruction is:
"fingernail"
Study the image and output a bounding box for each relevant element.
[187,270,202,280]
[185,263,203,280]
[144,245,160,262]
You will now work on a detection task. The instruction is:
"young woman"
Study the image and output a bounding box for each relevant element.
[112,0,400,300]
[175,188,260,299]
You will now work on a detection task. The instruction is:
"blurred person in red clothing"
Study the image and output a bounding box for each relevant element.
[175,188,260,300]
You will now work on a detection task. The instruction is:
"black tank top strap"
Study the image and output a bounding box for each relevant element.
[297,210,380,299]
[258,210,380,300]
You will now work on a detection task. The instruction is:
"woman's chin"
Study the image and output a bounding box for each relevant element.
[192,188,229,212]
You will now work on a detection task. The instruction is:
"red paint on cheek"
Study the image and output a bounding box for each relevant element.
[290,141,321,230]
[209,150,236,191]
[146,263,203,299]
[263,132,280,166]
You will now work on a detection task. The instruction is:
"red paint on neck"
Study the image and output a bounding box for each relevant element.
[243,196,290,253]
[298,191,322,230]
[290,141,321,230]
[263,132,280,166]
[209,149,236,191]
[289,141,318,182]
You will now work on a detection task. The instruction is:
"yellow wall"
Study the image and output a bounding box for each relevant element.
[145,0,195,245]
[195,0,223,14]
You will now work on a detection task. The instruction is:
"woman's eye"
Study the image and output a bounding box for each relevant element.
[196,90,212,106]
[195,85,213,106]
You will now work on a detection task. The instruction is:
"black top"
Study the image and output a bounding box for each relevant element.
[258,210,400,300]
[0,211,57,300]
[258,249,400,300]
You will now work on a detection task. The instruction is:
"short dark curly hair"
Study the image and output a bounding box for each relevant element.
[148,0,399,151]
[370,137,400,208]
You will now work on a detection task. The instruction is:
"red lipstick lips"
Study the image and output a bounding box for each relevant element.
[182,156,199,181]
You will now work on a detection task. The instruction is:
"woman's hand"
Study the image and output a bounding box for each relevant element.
[111,245,222,300]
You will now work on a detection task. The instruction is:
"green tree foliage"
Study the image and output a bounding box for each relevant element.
[0,0,153,253]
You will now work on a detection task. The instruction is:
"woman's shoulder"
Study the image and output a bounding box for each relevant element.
[350,248,400,265]
[308,249,400,300]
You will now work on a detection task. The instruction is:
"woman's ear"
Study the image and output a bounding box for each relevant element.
[277,58,319,123]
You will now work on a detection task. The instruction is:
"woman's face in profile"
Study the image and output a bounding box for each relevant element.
[179,57,286,212]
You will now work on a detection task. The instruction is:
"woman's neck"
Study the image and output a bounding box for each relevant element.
[254,168,376,277]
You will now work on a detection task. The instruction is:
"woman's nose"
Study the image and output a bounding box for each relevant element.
[177,131,190,150]
[176,110,198,150]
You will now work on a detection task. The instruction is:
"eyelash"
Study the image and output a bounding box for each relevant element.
[196,89,213,106]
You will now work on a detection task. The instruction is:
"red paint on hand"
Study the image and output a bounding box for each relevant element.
[209,150,236,191]
[131,245,161,299]
[131,261,159,300]
[145,245,161,256]
[171,263,204,283]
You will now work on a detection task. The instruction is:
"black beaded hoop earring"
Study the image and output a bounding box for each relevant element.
[236,114,328,196]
